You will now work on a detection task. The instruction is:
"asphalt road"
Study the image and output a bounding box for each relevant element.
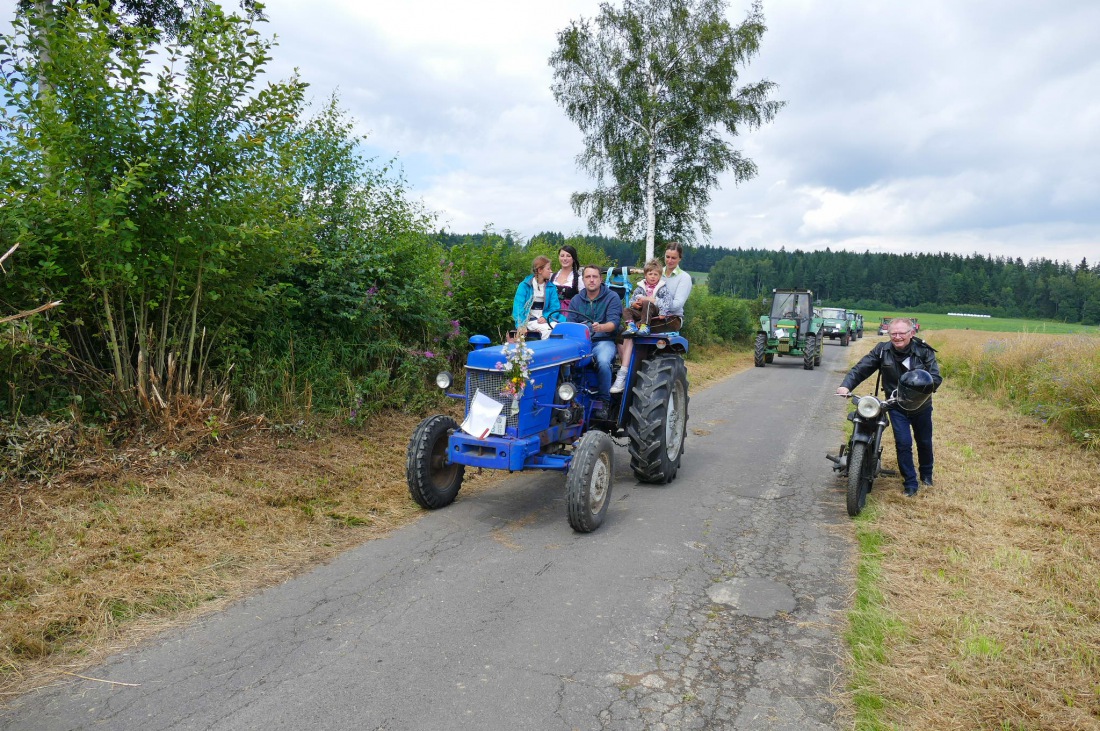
[2,339,859,731]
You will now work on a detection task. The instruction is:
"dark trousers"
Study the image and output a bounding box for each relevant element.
[622,301,659,325]
[889,405,934,489]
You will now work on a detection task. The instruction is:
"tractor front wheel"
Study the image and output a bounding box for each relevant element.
[627,355,689,484]
[803,335,817,370]
[841,333,850,346]
[406,415,465,509]
[566,430,613,533]
[754,333,767,367]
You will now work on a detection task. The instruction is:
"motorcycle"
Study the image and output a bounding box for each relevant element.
[826,369,936,517]
[826,391,896,516]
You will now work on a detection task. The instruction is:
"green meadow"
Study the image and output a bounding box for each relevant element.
[856,310,1098,335]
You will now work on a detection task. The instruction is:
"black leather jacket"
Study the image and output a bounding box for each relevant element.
[840,338,942,413]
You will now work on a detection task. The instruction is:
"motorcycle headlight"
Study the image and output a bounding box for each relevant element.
[435,371,453,390]
[557,382,576,402]
[856,396,882,419]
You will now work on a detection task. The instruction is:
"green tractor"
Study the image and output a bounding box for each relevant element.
[754,289,823,370]
[819,306,852,346]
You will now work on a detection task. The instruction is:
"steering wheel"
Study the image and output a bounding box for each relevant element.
[542,308,600,325]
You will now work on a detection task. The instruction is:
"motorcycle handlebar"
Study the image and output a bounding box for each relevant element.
[842,393,899,407]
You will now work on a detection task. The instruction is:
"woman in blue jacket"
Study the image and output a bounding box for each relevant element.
[512,255,564,339]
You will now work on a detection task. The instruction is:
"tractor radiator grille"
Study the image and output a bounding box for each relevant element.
[466,369,519,431]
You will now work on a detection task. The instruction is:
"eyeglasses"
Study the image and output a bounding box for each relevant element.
[889,331,912,338]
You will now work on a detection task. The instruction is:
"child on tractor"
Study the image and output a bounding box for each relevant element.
[620,258,672,336]
[612,259,673,393]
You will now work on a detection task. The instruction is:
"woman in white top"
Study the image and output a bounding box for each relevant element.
[659,241,693,328]
[551,244,581,312]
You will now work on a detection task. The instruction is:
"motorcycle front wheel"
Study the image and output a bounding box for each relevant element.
[846,441,873,517]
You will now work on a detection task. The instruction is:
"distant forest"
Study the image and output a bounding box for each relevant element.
[433,231,1100,325]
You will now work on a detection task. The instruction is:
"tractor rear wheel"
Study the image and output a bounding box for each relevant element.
[566,430,613,533]
[754,333,767,367]
[627,355,689,484]
[846,441,872,516]
[803,335,817,370]
[406,415,464,509]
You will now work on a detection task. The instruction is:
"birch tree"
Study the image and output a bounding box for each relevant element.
[550,0,783,261]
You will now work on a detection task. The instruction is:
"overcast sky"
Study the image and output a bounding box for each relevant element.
[4,1,1098,264]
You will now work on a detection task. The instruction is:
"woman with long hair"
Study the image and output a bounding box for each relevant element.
[551,245,581,312]
[512,255,563,339]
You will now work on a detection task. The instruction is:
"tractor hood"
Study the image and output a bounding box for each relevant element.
[467,332,588,372]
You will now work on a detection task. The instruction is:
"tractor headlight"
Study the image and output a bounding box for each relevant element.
[557,382,576,402]
[856,396,882,419]
[435,371,453,390]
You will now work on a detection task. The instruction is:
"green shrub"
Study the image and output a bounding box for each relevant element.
[682,286,755,347]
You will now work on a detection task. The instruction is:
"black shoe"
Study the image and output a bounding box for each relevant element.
[921,476,934,487]
[904,485,919,497]
[592,407,609,421]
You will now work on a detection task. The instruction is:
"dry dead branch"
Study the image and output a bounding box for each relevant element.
[0,300,62,325]
[1,243,62,322]
[0,242,20,271]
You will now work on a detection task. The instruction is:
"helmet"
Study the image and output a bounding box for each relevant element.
[896,369,935,411]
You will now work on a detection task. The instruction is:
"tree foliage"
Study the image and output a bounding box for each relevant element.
[16,0,264,41]
[0,5,305,408]
[549,0,783,261]
[0,4,450,419]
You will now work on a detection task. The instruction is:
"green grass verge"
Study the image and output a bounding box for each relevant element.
[847,506,905,731]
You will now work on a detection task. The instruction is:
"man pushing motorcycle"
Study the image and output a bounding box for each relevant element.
[836,317,942,497]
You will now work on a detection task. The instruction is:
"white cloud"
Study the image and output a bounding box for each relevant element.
[5,0,1096,263]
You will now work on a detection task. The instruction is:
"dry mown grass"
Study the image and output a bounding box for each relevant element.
[1,345,752,700]
[847,330,1100,730]
[0,405,501,699]
[935,330,1100,449]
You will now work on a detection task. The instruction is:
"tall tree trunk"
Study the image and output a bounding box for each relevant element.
[100,287,127,388]
[645,135,657,262]
[33,0,53,82]
[183,256,203,395]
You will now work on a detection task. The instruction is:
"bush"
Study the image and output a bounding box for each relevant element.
[443,238,526,342]
[682,286,755,347]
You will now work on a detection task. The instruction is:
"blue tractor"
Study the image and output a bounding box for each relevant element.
[406,320,689,533]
